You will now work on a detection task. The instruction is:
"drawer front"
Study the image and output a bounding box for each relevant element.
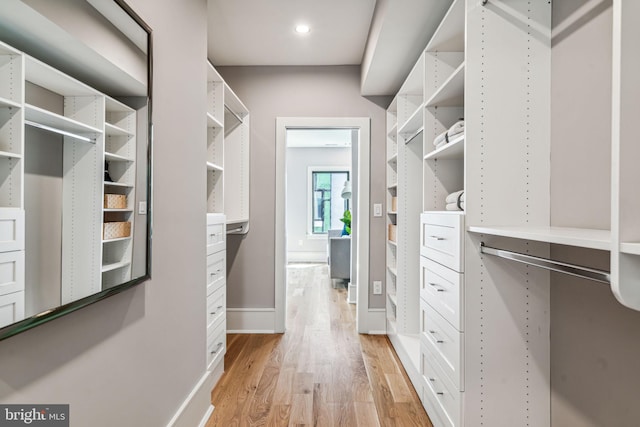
[421,300,463,390]
[206,222,226,255]
[0,251,24,296]
[422,343,462,427]
[420,213,464,272]
[207,319,226,369]
[0,209,24,253]
[0,291,24,329]
[420,257,463,331]
[206,250,226,295]
[207,286,225,330]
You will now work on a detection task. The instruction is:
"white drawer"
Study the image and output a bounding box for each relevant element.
[207,286,225,330]
[420,212,464,272]
[421,300,464,390]
[206,250,226,295]
[0,209,24,253]
[0,251,24,296]
[207,319,226,369]
[0,291,24,328]
[206,221,226,255]
[422,343,462,427]
[420,257,463,331]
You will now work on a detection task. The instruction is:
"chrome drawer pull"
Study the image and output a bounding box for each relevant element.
[429,377,436,382]
[209,305,223,315]
[428,235,445,241]
[210,342,223,355]
[429,330,445,344]
[428,282,445,292]
[436,392,444,396]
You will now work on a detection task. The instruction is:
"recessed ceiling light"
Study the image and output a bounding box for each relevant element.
[295,24,310,34]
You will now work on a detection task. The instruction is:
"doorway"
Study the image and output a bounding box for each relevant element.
[275,117,370,333]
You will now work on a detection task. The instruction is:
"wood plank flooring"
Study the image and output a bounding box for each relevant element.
[207,263,433,427]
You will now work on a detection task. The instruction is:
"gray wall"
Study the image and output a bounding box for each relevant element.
[0,0,209,425]
[286,147,351,261]
[551,1,640,425]
[218,66,390,309]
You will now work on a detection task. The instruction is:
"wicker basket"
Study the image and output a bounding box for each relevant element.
[388,224,397,242]
[103,221,131,240]
[391,196,397,212]
[104,194,127,209]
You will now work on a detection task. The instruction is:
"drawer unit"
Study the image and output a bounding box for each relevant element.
[422,342,462,427]
[207,286,225,330]
[420,212,464,272]
[0,209,24,253]
[0,291,24,329]
[420,257,463,331]
[207,316,226,369]
[421,299,464,390]
[0,251,24,296]
[206,250,226,295]
[206,214,226,255]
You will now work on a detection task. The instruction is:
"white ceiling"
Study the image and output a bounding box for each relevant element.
[207,0,452,96]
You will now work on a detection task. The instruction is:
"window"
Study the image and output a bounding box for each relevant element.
[310,170,349,234]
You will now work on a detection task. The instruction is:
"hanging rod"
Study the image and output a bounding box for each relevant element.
[480,243,611,284]
[404,127,424,145]
[25,120,93,143]
[224,104,244,125]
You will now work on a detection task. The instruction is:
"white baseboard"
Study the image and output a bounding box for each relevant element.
[286,251,326,263]
[347,282,357,304]
[227,308,276,333]
[367,309,386,334]
[167,371,215,427]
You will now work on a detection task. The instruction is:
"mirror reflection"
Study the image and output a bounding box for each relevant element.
[0,0,150,336]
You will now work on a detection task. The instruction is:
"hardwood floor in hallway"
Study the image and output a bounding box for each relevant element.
[207,263,433,426]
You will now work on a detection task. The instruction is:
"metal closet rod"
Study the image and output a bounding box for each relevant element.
[227,226,244,234]
[480,243,611,284]
[224,104,244,125]
[25,120,94,143]
[404,127,423,145]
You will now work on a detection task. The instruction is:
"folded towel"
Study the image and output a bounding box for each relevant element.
[448,120,465,136]
[445,190,464,204]
[446,203,463,211]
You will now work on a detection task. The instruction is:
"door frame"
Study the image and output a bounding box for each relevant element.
[275,117,370,333]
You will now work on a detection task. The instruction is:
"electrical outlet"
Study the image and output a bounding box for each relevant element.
[373,203,383,217]
[373,280,382,295]
[138,201,147,215]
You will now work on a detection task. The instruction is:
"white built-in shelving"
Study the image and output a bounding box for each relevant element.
[468,226,611,251]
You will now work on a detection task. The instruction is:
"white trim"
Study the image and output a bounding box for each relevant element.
[276,117,371,334]
[366,309,387,334]
[166,371,215,427]
[227,308,276,333]
[287,251,327,263]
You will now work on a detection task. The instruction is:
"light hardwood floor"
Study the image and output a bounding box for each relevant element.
[207,263,433,427]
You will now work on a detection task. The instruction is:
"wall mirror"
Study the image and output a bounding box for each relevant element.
[0,0,151,340]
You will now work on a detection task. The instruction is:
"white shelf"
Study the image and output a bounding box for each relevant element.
[425,0,465,52]
[25,104,102,136]
[104,181,133,188]
[424,134,465,161]
[387,153,398,164]
[468,225,611,251]
[387,122,398,138]
[105,122,134,137]
[105,152,134,162]
[207,112,224,129]
[207,61,224,83]
[388,266,398,276]
[25,56,100,97]
[0,96,21,109]
[102,236,132,243]
[388,240,397,247]
[398,104,424,138]
[387,211,398,215]
[620,243,640,256]
[225,84,249,117]
[425,62,465,108]
[388,292,398,306]
[0,151,22,160]
[103,208,133,213]
[206,162,224,172]
[101,261,131,273]
[388,183,398,190]
[105,97,135,113]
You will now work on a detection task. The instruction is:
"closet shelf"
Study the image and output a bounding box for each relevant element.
[424,134,464,161]
[0,151,22,160]
[468,225,611,251]
[388,211,398,215]
[25,56,100,97]
[206,162,224,172]
[105,122,134,137]
[104,181,133,188]
[0,96,21,109]
[387,153,398,164]
[103,208,133,213]
[388,240,397,247]
[387,123,398,138]
[620,243,640,256]
[388,292,398,305]
[425,0,465,52]
[388,183,398,190]
[25,104,102,139]
[101,261,131,273]
[105,152,134,162]
[398,104,424,138]
[425,62,465,108]
[102,236,132,243]
[388,266,398,276]
[206,112,224,129]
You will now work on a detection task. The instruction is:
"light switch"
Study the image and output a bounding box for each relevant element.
[373,203,383,217]
[138,201,147,215]
[373,280,382,295]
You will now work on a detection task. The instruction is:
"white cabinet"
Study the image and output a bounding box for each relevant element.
[206,213,226,378]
